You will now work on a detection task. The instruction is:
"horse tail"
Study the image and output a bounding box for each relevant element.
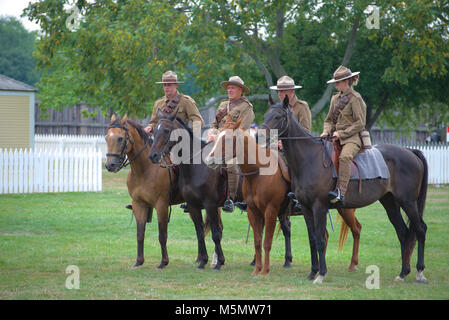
[336,213,350,252]
[410,149,428,217]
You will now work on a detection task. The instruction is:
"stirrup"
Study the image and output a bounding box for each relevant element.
[293,202,302,214]
[222,199,234,212]
[328,189,344,207]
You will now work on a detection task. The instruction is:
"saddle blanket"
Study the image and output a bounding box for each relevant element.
[332,146,390,181]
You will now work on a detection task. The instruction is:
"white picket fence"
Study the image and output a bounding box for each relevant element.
[414,144,449,184]
[0,148,102,194]
[35,134,107,159]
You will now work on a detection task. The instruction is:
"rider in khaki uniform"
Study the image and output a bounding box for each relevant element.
[208,76,255,212]
[320,66,366,206]
[144,71,204,134]
[270,75,312,213]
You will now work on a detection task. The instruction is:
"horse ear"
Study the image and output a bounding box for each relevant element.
[169,109,179,121]
[268,94,274,106]
[111,113,117,122]
[282,95,289,108]
[122,114,128,123]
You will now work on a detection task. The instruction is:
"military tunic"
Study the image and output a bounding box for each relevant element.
[289,95,312,133]
[322,87,367,196]
[149,91,204,128]
[210,97,255,131]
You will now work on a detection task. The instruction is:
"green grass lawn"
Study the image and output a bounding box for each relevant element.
[1,168,448,300]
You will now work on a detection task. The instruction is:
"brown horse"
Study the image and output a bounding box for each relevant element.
[105,114,183,269]
[263,96,428,284]
[206,115,361,274]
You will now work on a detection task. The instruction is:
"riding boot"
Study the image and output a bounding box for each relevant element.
[287,192,302,214]
[223,166,239,212]
[235,201,247,211]
[222,198,234,212]
[329,159,350,207]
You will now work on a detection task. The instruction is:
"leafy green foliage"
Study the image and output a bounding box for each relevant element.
[0,16,40,86]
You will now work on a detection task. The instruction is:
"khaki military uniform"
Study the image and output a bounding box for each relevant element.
[289,95,311,133]
[211,97,255,200]
[149,91,204,129]
[323,87,366,195]
[211,97,255,131]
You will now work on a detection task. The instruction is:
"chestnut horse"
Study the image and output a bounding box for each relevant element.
[262,96,428,284]
[105,114,183,269]
[206,115,361,275]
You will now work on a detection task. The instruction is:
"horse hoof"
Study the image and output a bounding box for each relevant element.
[132,263,143,269]
[416,272,427,284]
[249,260,256,266]
[313,275,325,284]
[157,262,168,270]
[395,275,404,281]
[348,267,358,272]
[283,262,292,269]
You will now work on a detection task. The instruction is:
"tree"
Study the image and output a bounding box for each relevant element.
[0,16,40,86]
[25,0,449,132]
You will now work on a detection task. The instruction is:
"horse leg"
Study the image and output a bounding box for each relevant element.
[205,204,225,271]
[399,201,427,283]
[279,215,292,268]
[155,203,169,269]
[247,206,263,275]
[188,206,208,269]
[312,204,328,284]
[261,206,278,275]
[337,208,361,271]
[303,208,319,281]
[132,202,148,268]
[379,193,412,280]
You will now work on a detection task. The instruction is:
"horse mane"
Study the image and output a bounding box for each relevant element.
[109,117,153,146]
[270,102,321,145]
[175,117,208,148]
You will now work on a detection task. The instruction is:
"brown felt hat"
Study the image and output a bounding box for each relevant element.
[327,65,360,84]
[156,70,184,84]
[221,76,250,94]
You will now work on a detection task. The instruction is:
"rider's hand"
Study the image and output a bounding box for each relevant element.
[320,132,329,138]
[278,140,283,150]
[144,125,152,134]
[332,131,340,139]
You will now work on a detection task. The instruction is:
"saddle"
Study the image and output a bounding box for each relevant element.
[326,140,390,192]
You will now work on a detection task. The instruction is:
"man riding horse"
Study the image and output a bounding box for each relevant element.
[320,66,366,207]
[144,70,204,134]
[270,75,312,213]
[208,76,255,212]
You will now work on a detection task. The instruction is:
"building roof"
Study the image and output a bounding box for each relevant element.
[0,74,37,92]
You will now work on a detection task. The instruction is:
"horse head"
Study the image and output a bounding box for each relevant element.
[149,109,181,164]
[105,113,133,172]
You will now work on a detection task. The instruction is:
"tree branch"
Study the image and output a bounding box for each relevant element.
[311,18,360,116]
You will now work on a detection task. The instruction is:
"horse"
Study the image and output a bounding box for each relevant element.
[105,114,184,269]
[206,115,361,275]
[262,96,428,284]
[148,109,227,270]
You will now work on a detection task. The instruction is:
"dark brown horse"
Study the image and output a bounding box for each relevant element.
[105,114,183,269]
[206,115,361,274]
[262,96,428,284]
[149,109,227,270]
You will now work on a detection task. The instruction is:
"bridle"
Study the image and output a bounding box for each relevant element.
[106,122,150,171]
